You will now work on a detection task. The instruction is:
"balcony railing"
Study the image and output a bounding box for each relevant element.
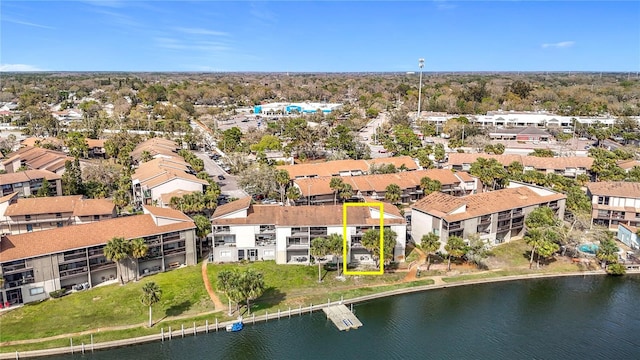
[164,247,186,256]
[5,277,35,288]
[497,225,511,232]
[479,216,491,225]
[2,263,28,274]
[512,221,524,228]
[497,213,511,220]
[89,262,116,271]
[447,223,463,231]
[59,267,88,279]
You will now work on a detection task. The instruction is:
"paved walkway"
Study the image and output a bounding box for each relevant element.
[403,247,427,282]
[201,254,225,311]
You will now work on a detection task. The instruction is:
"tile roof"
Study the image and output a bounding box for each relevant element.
[86,139,105,148]
[0,169,61,185]
[19,137,64,148]
[277,156,419,179]
[213,203,406,227]
[586,182,640,198]
[2,146,72,171]
[0,192,19,204]
[212,197,252,218]
[4,195,115,216]
[132,157,208,188]
[130,138,179,160]
[412,186,566,222]
[447,153,594,170]
[0,214,195,262]
[293,169,471,197]
[617,160,640,170]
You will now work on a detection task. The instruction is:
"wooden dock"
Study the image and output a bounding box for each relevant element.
[323,304,363,331]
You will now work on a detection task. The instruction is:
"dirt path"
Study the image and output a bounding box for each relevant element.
[201,254,225,311]
[403,247,427,282]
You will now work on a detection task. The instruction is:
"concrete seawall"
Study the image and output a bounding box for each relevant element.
[4,270,637,359]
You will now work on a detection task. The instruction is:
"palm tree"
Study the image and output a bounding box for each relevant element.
[326,233,344,276]
[385,183,402,204]
[420,233,441,270]
[310,237,329,283]
[217,269,237,315]
[286,186,301,205]
[193,214,212,258]
[130,238,148,281]
[140,282,162,327]
[420,176,442,196]
[444,236,467,271]
[329,177,344,205]
[240,269,265,315]
[104,237,131,285]
[275,169,290,204]
[338,183,353,203]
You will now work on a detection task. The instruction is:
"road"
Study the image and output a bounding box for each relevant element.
[359,112,392,158]
[193,151,248,200]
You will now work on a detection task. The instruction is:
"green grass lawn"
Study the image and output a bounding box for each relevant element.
[487,239,532,268]
[0,264,212,343]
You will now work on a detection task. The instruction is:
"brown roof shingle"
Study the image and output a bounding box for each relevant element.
[4,196,115,216]
[0,215,195,262]
[0,169,61,185]
[212,197,252,218]
[586,182,640,198]
[277,156,419,179]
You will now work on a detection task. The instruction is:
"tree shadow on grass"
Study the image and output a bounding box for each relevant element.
[248,287,286,313]
[164,300,193,317]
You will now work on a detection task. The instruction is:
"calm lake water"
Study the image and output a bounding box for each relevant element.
[54,275,640,360]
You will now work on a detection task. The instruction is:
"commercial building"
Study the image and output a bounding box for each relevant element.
[410,182,566,248]
[210,198,406,266]
[293,169,478,205]
[0,206,196,306]
[587,182,640,230]
[0,194,116,235]
[253,102,342,115]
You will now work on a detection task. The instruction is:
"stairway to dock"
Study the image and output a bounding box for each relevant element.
[323,304,363,331]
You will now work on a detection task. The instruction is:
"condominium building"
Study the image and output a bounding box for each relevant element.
[293,169,478,205]
[1,146,72,174]
[0,206,196,306]
[277,156,420,180]
[448,153,593,179]
[132,157,208,206]
[587,182,640,230]
[210,198,407,266]
[411,182,566,248]
[0,194,116,235]
[0,170,63,198]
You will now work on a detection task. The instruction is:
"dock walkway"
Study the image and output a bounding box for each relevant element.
[322,304,363,331]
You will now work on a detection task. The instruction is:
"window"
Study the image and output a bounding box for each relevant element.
[29,287,45,296]
[597,196,610,205]
[263,249,275,257]
[220,250,231,257]
[26,224,33,232]
[57,221,63,227]
[25,215,31,221]
[94,215,100,220]
[55,213,62,218]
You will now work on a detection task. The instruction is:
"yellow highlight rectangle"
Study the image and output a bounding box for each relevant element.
[342,202,384,275]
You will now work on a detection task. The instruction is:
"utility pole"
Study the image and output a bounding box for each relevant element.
[417,58,425,125]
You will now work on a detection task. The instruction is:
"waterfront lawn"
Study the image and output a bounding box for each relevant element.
[207,261,407,313]
[487,239,531,268]
[0,264,212,343]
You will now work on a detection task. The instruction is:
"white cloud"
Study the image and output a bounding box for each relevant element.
[3,18,55,29]
[154,38,231,52]
[173,27,229,37]
[0,64,45,72]
[434,0,457,10]
[542,41,575,49]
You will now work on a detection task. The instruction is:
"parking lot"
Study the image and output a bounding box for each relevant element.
[194,151,248,200]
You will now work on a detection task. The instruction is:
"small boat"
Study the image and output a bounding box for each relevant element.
[226,316,244,332]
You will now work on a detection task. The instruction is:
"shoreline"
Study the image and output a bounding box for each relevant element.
[3,269,638,359]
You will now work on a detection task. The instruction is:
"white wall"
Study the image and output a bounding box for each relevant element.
[411,210,434,245]
[233,226,258,248]
[151,179,204,203]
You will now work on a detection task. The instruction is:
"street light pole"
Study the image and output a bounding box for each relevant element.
[417,58,425,125]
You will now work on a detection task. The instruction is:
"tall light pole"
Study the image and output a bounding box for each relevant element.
[417,58,425,125]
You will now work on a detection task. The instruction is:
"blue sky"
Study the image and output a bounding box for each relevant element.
[1,1,639,72]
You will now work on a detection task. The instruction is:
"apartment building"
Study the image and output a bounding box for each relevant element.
[0,170,63,198]
[130,138,181,163]
[448,153,593,179]
[1,146,72,174]
[0,194,116,235]
[210,198,407,266]
[132,157,208,206]
[293,169,478,205]
[277,156,420,180]
[0,206,196,306]
[587,182,640,230]
[411,182,566,248]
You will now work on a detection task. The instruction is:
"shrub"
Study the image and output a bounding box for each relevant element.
[49,289,66,299]
[606,263,626,276]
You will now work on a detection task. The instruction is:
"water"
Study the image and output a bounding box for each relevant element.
[52,275,640,360]
[578,243,599,254]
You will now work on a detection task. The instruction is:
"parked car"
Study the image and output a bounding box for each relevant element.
[218,175,225,180]
[378,149,387,153]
